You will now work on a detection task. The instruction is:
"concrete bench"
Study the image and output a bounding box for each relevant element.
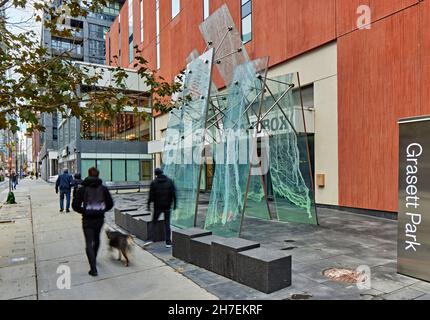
[236,248,292,293]
[130,215,165,242]
[190,235,225,270]
[106,182,146,194]
[172,228,212,262]
[211,238,260,279]
[114,208,140,230]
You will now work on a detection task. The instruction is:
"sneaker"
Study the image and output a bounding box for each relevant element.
[66,209,70,213]
[59,209,63,212]
[88,270,98,277]
[143,241,153,247]
[165,244,172,248]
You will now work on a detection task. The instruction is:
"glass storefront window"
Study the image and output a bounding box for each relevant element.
[81,112,151,142]
[141,160,152,180]
[96,159,111,182]
[126,160,140,182]
[81,159,96,178]
[112,160,126,182]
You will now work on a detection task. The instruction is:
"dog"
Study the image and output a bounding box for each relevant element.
[106,229,133,267]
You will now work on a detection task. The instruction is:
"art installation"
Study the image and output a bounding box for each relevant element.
[161,5,318,236]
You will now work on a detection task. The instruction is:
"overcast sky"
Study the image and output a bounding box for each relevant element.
[5,1,42,138]
[5,1,42,37]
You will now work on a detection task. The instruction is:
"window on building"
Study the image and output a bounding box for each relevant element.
[128,0,134,64]
[51,37,82,55]
[96,159,111,182]
[112,160,126,182]
[81,159,95,177]
[140,0,144,43]
[126,160,140,182]
[203,0,209,20]
[241,0,252,43]
[172,0,180,18]
[89,39,106,57]
[118,14,121,61]
[141,160,152,180]
[89,23,109,40]
[81,112,151,142]
[156,0,160,69]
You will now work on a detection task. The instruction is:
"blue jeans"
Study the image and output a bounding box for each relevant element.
[60,190,71,211]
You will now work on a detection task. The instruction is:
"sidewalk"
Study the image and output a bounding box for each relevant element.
[0,179,217,300]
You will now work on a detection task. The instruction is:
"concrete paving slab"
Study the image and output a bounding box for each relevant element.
[39,266,217,300]
[382,287,426,300]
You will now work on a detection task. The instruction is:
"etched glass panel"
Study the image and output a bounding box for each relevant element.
[199,4,250,87]
[263,73,318,225]
[162,49,214,229]
[204,57,268,237]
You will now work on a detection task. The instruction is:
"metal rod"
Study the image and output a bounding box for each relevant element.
[262,84,298,137]
[215,49,242,63]
[214,27,232,56]
[265,77,294,86]
[260,86,293,123]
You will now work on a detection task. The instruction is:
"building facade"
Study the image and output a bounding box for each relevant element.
[107,0,430,216]
[39,0,154,183]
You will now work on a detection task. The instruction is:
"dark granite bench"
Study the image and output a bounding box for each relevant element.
[171,228,292,293]
[131,215,165,242]
[114,208,140,230]
[190,235,225,270]
[236,248,292,293]
[211,238,260,279]
[172,228,212,262]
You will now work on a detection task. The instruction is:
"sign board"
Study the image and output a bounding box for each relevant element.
[398,116,430,282]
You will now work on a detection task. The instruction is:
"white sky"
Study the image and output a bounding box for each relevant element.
[4,1,42,138]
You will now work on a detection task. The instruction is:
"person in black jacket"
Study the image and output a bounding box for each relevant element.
[72,167,114,277]
[71,173,83,199]
[146,168,177,248]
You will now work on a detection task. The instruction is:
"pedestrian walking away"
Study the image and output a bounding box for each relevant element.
[72,167,114,277]
[55,169,74,212]
[71,173,84,199]
[146,168,177,248]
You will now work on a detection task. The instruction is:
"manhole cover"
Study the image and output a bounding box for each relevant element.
[323,267,366,284]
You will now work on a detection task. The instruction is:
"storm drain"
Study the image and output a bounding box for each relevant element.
[323,268,365,284]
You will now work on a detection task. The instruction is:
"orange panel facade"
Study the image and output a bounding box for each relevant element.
[338,4,421,212]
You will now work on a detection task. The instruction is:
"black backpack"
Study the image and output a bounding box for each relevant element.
[82,185,107,217]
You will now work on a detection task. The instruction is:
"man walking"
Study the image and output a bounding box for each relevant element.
[11,171,17,190]
[55,168,73,212]
[146,168,177,248]
[72,167,113,276]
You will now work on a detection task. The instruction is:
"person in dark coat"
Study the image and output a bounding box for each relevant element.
[11,171,17,190]
[72,173,83,199]
[72,167,114,277]
[146,168,177,248]
[55,169,74,212]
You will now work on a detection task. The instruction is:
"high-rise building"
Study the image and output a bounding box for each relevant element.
[39,0,125,180]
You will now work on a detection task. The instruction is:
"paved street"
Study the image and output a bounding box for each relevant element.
[0,179,216,300]
[111,192,430,300]
[2,178,430,300]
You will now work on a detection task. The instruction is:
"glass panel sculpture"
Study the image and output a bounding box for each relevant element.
[204,57,268,237]
[162,49,214,229]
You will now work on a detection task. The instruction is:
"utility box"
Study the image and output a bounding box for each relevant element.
[398,116,430,282]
